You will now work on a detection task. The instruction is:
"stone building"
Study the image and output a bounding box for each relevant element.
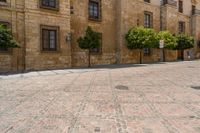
[0,0,200,72]
[0,0,71,71]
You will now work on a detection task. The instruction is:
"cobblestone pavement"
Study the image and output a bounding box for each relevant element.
[0,60,200,133]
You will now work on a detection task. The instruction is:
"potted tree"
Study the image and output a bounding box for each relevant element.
[0,24,19,49]
[156,31,177,61]
[176,34,194,60]
[125,27,157,64]
[77,26,101,67]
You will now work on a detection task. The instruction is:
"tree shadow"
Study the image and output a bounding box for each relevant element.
[0,62,168,76]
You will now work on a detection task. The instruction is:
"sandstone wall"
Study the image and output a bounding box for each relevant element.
[161,4,190,34]
[191,15,200,58]
[121,49,161,64]
[24,0,71,70]
[164,49,178,62]
[70,0,117,67]
[117,0,162,64]
[0,0,25,72]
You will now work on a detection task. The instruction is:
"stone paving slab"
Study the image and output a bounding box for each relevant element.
[125,118,170,133]
[0,60,200,133]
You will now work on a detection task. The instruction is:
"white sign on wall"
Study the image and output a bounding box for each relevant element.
[159,40,164,49]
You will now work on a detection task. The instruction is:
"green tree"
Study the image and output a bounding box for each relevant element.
[77,26,101,67]
[176,34,194,60]
[156,31,177,61]
[156,31,177,49]
[125,27,157,64]
[0,24,19,49]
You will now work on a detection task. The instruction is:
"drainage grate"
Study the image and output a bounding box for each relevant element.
[189,115,196,119]
[188,66,196,68]
[115,85,129,90]
[94,127,100,132]
[191,86,200,90]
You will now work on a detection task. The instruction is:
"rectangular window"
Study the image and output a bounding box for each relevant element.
[178,21,185,33]
[178,0,183,13]
[89,0,101,20]
[144,48,151,56]
[40,0,58,10]
[0,22,10,52]
[192,5,196,15]
[144,11,153,28]
[41,25,59,51]
[90,33,102,54]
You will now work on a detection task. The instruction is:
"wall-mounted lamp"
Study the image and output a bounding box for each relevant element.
[66,33,72,43]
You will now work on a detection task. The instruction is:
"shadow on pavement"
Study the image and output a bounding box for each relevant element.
[0,62,168,76]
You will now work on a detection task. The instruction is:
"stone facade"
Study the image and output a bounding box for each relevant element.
[24,0,71,71]
[0,0,71,72]
[70,0,117,67]
[0,0,25,72]
[191,13,200,58]
[161,0,200,59]
[0,0,200,72]
[116,0,161,64]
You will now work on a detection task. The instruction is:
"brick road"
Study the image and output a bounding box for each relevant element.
[0,60,200,133]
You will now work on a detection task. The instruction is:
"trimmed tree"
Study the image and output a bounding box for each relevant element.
[77,26,101,67]
[0,24,19,49]
[156,31,177,61]
[156,31,177,49]
[125,27,157,64]
[176,34,194,60]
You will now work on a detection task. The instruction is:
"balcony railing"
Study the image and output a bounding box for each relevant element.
[162,0,177,7]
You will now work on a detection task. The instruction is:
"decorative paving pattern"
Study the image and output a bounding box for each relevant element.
[0,60,200,133]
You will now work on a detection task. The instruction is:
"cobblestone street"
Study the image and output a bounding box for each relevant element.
[0,61,200,133]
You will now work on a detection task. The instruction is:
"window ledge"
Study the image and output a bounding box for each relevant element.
[177,11,187,16]
[40,50,60,54]
[88,18,102,22]
[40,6,59,12]
[162,4,177,9]
[192,14,200,16]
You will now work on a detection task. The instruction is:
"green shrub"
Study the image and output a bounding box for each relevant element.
[0,24,19,49]
[125,27,157,49]
[77,26,101,67]
[156,31,177,49]
[176,34,194,50]
[125,27,157,64]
